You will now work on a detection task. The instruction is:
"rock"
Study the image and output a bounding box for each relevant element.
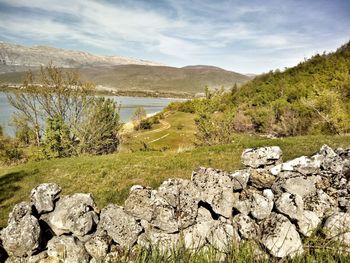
[323,212,350,246]
[28,251,48,263]
[7,202,32,224]
[150,197,178,233]
[156,178,200,229]
[261,213,303,258]
[183,220,215,249]
[43,193,99,238]
[97,204,142,248]
[276,193,320,237]
[30,183,61,214]
[251,193,273,220]
[250,169,276,189]
[207,222,240,252]
[84,233,111,262]
[138,226,180,251]
[124,186,153,222]
[282,176,317,197]
[192,167,236,218]
[304,190,338,218]
[232,193,251,215]
[1,204,41,257]
[229,170,250,190]
[47,235,90,263]
[234,214,259,239]
[241,146,282,168]
[270,156,320,176]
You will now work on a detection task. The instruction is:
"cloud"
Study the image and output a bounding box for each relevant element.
[0,0,349,73]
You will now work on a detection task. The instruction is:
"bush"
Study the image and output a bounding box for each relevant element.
[138,119,152,130]
[0,136,25,166]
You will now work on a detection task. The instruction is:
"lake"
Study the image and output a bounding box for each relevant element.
[0,92,185,136]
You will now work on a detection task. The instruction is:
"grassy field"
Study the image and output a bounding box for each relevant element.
[1,115,349,227]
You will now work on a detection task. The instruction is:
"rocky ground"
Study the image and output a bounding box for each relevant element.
[0,144,349,262]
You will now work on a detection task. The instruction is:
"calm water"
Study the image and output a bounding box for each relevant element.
[0,92,184,136]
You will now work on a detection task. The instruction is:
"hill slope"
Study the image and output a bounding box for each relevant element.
[185,41,350,139]
[0,42,250,96]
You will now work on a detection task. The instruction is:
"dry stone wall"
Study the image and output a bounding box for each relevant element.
[0,145,349,262]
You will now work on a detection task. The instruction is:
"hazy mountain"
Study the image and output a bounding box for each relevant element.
[0,42,163,73]
[0,42,250,96]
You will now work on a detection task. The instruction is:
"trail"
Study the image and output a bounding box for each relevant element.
[134,120,171,138]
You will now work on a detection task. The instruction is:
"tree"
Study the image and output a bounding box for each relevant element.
[132,106,147,130]
[7,64,93,145]
[42,115,74,159]
[77,98,122,155]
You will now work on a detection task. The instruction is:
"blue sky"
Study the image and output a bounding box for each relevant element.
[0,0,349,73]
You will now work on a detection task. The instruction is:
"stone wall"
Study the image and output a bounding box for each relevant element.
[0,145,349,262]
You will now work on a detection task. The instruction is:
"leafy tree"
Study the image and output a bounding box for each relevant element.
[42,115,74,159]
[77,98,122,155]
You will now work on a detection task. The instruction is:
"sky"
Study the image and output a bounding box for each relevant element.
[0,0,349,74]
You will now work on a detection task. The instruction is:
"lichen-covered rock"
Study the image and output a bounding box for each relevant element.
[303,190,338,219]
[229,170,250,190]
[124,186,154,221]
[233,214,259,239]
[323,212,350,247]
[241,146,282,168]
[183,220,215,249]
[31,183,61,214]
[232,194,251,215]
[270,156,321,176]
[28,251,48,263]
[251,192,273,220]
[261,213,303,258]
[47,235,90,263]
[84,233,111,262]
[192,167,237,218]
[42,193,99,238]
[97,204,142,248]
[156,178,200,229]
[250,169,276,189]
[137,225,180,251]
[1,203,41,257]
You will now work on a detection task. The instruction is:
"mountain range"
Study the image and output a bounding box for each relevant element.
[0,42,250,96]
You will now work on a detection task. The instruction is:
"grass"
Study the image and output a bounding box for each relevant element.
[0,130,349,227]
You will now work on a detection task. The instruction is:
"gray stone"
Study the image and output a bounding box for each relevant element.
[43,193,99,238]
[232,193,251,215]
[137,225,180,251]
[84,232,111,262]
[28,251,48,263]
[229,170,250,190]
[192,167,236,218]
[150,197,178,233]
[124,186,153,222]
[47,235,90,263]
[234,214,259,239]
[183,220,215,249]
[270,156,320,176]
[261,213,303,258]
[207,222,240,252]
[323,212,350,247]
[97,204,142,248]
[251,193,273,220]
[30,183,61,214]
[241,146,282,168]
[282,176,317,197]
[1,206,40,257]
[156,178,200,229]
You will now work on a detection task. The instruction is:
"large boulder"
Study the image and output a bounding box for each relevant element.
[1,203,41,257]
[282,176,318,198]
[42,193,99,238]
[241,146,282,168]
[47,235,90,263]
[261,213,303,258]
[270,156,320,176]
[30,183,61,214]
[97,204,142,248]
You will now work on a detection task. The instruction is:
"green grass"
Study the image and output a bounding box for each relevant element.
[0,132,349,227]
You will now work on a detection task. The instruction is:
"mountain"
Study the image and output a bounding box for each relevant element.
[0,42,163,73]
[0,42,250,96]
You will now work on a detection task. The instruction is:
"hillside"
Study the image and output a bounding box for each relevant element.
[0,42,250,96]
[183,41,350,140]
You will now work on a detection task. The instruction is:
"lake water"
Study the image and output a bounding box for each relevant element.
[0,92,184,136]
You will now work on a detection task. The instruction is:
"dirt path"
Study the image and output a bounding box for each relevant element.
[134,120,171,138]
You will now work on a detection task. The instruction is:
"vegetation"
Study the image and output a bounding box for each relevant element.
[170,42,350,145]
[6,65,122,159]
[132,106,147,131]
